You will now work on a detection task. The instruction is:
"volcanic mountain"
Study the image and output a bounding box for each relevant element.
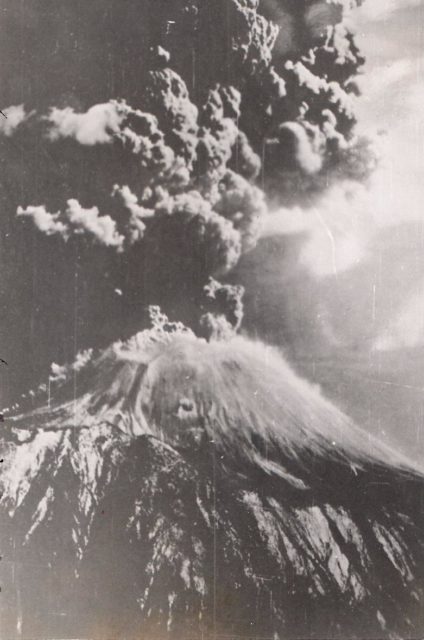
[0,311,423,640]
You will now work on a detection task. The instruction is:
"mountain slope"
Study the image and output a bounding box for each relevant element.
[1,319,424,639]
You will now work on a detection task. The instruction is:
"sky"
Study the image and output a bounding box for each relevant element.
[356,2,424,351]
[258,0,424,357]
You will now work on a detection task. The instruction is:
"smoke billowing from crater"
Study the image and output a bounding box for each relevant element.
[2,0,375,350]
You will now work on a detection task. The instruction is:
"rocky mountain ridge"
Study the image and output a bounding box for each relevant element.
[1,318,423,639]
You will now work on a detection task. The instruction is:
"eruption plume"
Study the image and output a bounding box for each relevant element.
[2,0,373,345]
[1,2,422,639]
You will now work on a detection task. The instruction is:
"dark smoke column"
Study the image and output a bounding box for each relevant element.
[7,0,371,347]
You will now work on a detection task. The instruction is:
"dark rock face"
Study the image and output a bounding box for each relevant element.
[1,331,424,639]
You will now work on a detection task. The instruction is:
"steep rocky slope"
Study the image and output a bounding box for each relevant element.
[1,318,423,639]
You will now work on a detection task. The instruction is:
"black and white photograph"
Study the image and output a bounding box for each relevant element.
[1,1,424,638]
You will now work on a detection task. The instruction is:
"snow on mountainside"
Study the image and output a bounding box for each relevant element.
[1,311,424,639]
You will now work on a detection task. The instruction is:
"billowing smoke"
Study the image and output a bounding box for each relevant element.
[17,199,125,248]
[0,0,373,404]
[8,59,268,336]
[46,102,127,145]
[199,278,245,340]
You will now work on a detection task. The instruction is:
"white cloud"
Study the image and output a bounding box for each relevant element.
[0,105,30,136]
[17,199,125,249]
[46,101,126,145]
[356,58,415,101]
[406,81,424,118]
[301,216,366,277]
[263,181,371,276]
[51,348,93,382]
[112,185,154,244]
[16,204,67,235]
[374,283,424,351]
[354,0,422,22]
[279,121,323,174]
[65,198,124,247]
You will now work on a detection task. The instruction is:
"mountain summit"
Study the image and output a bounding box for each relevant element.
[1,313,423,639]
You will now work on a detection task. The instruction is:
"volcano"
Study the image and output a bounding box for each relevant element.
[0,311,423,640]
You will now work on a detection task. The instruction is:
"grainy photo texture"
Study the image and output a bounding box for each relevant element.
[0,1,424,639]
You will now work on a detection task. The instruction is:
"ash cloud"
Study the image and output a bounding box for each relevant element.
[199,278,245,340]
[12,59,268,336]
[1,0,373,373]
